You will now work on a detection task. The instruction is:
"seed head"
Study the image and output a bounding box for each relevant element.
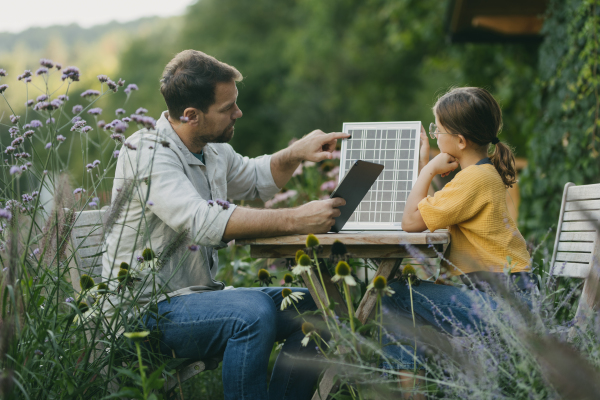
[78,302,89,313]
[282,288,292,298]
[119,262,130,270]
[373,276,387,290]
[331,240,347,256]
[79,274,95,291]
[257,269,270,281]
[295,249,305,263]
[123,331,150,342]
[298,254,312,266]
[335,261,351,277]
[301,322,315,335]
[117,268,129,282]
[283,273,294,284]
[306,234,320,248]
[402,264,417,277]
[96,283,108,293]
[142,248,156,261]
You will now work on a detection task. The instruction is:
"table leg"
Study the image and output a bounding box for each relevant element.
[311,258,403,400]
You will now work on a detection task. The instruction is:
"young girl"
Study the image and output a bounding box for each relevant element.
[382,87,536,397]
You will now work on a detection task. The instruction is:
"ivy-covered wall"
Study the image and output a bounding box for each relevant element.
[519,0,600,240]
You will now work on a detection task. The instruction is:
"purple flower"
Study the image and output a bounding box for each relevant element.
[55,63,62,70]
[81,126,93,133]
[34,349,43,356]
[33,101,49,111]
[124,142,137,150]
[93,197,99,203]
[58,94,69,101]
[207,200,215,206]
[113,121,128,133]
[124,83,138,94]
[97,120,106,128]
[36,94,48,102]
[46,118,55,124]
[9,166,20,175]
[8,127,18,136]
[141,116,156,129]
[216,199,231,209]
[86,163,93,170]
[81,89,100,98]
[25,77,31,83]
[110,133,125,143]
[97,74,109,83]
[135,107,148,115]
[17,70,31,81]
[35,67,48,76]
[0,209,11,220]
[122,117,131,123]
[73,188,86,195]
[30,120,42,128]
[117,78,125,87]
[9,115,20,124]
[71,120,86,131]
[116,108,126,115]
[11,137,24,147]
[40,58,54,68]
[61,66,80,82]
[45,143,52,149]
[50,99,63,109]
[107,80,117,91]
[136,255,144,263]
[88,107,102,115]
[24,130,34,138]
[188,244,199,252]
[5,146,15,154]
[113,150,120,158]
[72,105,83,114]
[180,116,189,123]
[88,201,97,207]
[320,180,336,192]
[56,135,66,142]
[65,297,74,303]
[0,84,8,93]
[0,69,6,77]
[146,200,154,206]
[25,99,34,107]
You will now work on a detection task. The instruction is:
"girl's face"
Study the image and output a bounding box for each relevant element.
[434,115,462,157]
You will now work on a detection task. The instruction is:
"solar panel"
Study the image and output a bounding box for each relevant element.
[339,122,422,230]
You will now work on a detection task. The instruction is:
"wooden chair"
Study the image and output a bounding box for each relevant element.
[66,207,219,398]
[549,182,600,338]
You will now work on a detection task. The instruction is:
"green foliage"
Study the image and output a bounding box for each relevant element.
[519,0,600,239]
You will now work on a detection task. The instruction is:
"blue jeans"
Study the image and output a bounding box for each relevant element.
[381,279,535,371]
[144,287,319,400]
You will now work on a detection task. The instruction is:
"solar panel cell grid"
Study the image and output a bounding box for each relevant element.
[340,122,422,230]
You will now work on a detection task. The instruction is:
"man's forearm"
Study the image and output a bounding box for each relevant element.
[270,147,301,189]
[222,206,295,241]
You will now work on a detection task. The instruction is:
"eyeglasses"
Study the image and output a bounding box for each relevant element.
[428,122,456,140]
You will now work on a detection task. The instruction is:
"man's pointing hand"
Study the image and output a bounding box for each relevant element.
[290,130,350,163]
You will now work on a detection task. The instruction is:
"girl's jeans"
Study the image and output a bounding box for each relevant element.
[144,287,319,400]
[381,275,537,371]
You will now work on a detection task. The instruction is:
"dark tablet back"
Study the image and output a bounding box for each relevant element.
[329,160,384,232]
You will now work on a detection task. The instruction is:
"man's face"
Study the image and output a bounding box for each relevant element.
[195,80,243,144]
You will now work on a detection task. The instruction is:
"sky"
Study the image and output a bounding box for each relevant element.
[0,0,194,33]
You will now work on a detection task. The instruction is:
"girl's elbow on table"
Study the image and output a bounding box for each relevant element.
[402,209,429,232]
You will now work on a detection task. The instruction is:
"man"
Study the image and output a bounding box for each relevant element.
[102,50,347,400]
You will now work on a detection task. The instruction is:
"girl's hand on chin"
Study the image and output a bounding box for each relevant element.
[428,152,459,177]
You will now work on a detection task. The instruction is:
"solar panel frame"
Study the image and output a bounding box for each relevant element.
[339,121,422,231]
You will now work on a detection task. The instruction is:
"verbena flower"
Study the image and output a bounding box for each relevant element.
[106,80,117,91]
[124,142,137,150]
[56,135,66,142]
[135,107,148,115]
[136,255,144,263]
[113,121,128,133]
[81,126,93,133]
[87,107,102,115]
[34,349,44,356]
[255,268,276,287]
[80,89,100,98]
[292,254,313,275]
[0,84,7,93]
[216,199,230,209]
[113,150,120,158]
[35,67,48,76]
[146,200,154,206]
[25,99,34,107]
[36,94,48,102]
[0,209,12,220]
[30,120,42,128]
[73,188,86,195]
[39,58,54,68]
[9,166,20,175]
[280,288,305,311]
[188,244,199,251]
[72,105,83,114]
[331,261,356,286]
[366,275,395,297]
[97,120,106,128]
[55,63,62,70]
[207,200,214,206]
[46,118,55,124]
[88,202,97,207]
[124,83,138,94]
[97,74,108,83]
[58,94,68,101]
[0,69,6,77]
[9,115,19,124]
[115,108,125,115]
[61,66,80,81]
[65,297,74,303]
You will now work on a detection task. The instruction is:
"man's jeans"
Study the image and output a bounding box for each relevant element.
[381,277,537,371]
[144,287,319,400]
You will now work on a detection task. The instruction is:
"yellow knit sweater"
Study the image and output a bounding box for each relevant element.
[417,163,530,276]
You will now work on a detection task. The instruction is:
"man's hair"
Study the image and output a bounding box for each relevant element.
[160,50,243,119]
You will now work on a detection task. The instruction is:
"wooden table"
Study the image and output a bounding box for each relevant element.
[238,231,450,400]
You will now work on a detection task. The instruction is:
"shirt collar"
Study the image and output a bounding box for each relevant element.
[157,111,219,165]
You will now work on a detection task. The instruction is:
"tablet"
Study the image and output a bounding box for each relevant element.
[329,160,384,232]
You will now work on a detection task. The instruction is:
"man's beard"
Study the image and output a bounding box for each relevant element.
[211,121,235,143]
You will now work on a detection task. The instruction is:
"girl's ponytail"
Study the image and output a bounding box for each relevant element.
[490,141,517,188]
[434,87,517,188]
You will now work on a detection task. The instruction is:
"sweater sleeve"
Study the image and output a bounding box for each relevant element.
[417,168,490,232]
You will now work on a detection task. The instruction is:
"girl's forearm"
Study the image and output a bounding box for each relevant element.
[402,164,435,231]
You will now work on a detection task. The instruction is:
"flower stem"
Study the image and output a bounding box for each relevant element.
[135,341,149,399]
[312,250,331,308]
[343,281,357,348]
[408,279,417,386]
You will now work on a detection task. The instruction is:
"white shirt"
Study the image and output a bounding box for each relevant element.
[101,111,280,315]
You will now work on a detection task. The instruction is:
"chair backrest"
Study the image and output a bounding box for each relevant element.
[550,182,600,325]
[68,207,109,293]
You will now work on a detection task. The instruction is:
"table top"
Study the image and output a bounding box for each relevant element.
[237,230,450,247]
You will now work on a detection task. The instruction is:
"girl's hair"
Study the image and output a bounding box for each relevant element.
[433,87,517,188]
